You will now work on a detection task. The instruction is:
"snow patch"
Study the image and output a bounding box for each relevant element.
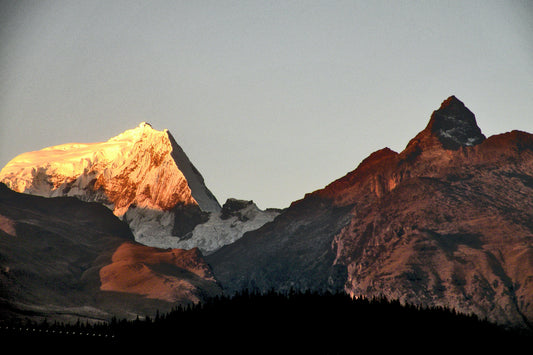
[177,201,280,254]
[124,200,280,255]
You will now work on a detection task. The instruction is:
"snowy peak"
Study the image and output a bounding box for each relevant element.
[426,96,486,149]
[171,198,280,255]
[0,122,281,254]
[0,122,220,215]
[109,121,155,143]
[0,122,222,248]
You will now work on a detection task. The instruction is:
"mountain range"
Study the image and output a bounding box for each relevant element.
[1,96,531,332]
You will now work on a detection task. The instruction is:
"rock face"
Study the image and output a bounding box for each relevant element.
[208,96,533,330]
[418,95,486,150]
[0,122,222,248]
[0,183,221,323]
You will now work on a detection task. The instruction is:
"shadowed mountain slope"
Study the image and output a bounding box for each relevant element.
[0,183,221,323]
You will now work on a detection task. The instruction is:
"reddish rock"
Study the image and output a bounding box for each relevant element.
[100,242,219,303]
[209,96,533,330]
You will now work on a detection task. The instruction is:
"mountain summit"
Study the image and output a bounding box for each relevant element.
[0,122,221,247]
[427,95,486,149]
[405,96,486,152]
[0,122,220,214]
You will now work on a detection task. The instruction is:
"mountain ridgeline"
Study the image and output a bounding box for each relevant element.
[207,96,533,330]
[0,96,532,335]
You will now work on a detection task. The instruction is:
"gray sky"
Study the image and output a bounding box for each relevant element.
[1,0,532,209]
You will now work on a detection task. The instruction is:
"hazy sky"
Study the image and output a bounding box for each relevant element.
[1,1,532,209]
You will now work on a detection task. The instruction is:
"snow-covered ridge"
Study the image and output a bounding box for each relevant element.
[136,198,280,255]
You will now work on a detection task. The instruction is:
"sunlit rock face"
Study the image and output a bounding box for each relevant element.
[208,96,533,330]
[99,242,220,304]
[0,122,221,247]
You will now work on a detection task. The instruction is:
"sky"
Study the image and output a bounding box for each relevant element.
[0,1,532,209]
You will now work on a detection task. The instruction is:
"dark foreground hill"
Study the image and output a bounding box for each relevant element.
[0,183,220,324]
[1,290,531,352]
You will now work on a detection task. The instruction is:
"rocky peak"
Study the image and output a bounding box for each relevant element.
[220,198,256,221]
[426,96,486,150]
[207,96,533,331]
[404,96,486,155]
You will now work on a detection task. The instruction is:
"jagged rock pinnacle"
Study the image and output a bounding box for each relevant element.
[404,96,486,153]
[427,96,486,150]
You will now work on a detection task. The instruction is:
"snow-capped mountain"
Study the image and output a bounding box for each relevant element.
[0,122,277,253]
[0,122,218,213]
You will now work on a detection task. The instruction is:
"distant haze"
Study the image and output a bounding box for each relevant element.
[1,1,532,209]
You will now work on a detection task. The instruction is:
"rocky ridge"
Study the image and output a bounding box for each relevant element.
[173,198,280,255]
[207,96,533,330]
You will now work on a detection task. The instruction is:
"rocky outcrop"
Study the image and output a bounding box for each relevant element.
[412,95,486,150]
[208,96,533,330]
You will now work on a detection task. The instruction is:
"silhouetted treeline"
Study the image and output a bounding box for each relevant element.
[2,289,531,352]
